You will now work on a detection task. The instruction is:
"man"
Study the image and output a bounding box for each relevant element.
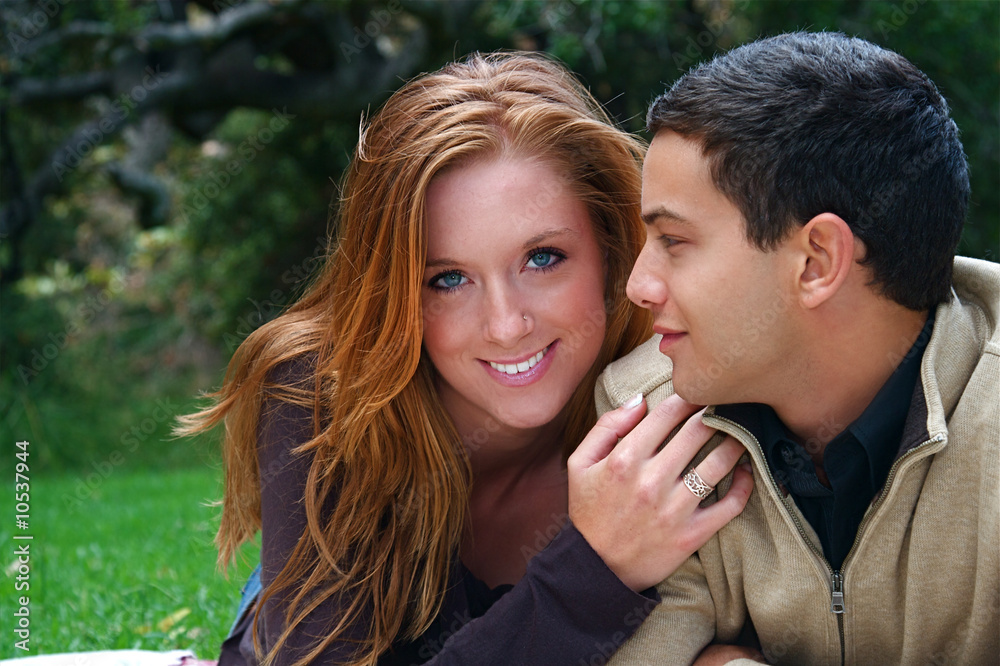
[598,32,999,665]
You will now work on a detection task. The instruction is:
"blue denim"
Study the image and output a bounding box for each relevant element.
[228,561,263,635]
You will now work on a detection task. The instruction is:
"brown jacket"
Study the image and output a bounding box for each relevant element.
[598,257,1000,665]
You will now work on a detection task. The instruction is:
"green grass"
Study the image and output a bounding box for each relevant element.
[0,465,260,660]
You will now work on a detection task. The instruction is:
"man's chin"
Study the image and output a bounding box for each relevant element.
[671,369,721,407]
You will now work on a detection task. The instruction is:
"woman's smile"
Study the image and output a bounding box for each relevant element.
[482,342,556,386]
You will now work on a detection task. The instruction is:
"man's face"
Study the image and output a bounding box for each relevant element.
[627,130,800,406]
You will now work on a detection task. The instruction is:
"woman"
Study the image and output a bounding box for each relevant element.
[180,52,752,666]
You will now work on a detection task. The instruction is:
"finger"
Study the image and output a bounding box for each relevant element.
[688,463,754,540]
[645,407,720,478]
[568,393,647,469]
[691,435,747,488]
[611,394,702,461]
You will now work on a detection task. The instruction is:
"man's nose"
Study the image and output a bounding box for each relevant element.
[626,244,668,310]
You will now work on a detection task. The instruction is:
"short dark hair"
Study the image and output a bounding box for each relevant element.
[647,32,969,311]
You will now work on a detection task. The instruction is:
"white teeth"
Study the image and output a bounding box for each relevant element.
[489,347,548,375]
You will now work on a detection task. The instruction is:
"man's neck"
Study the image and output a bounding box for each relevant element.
[771,305,930,462]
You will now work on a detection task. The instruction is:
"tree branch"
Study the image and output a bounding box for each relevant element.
[15,20,118,56]
[135,0,308,51]
[8,71,113,105]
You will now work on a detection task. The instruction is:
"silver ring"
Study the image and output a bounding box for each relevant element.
[683,468,714,500]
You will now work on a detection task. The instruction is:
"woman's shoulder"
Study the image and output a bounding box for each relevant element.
[263,353,319,394]
[256,353,323,474]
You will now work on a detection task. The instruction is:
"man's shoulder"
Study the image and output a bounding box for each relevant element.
[953,256,1000,307]
[952,256,1000,346]
[596,335,675,412]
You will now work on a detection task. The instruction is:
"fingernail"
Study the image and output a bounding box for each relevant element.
[740,462,753,474]
[624,392,644,409]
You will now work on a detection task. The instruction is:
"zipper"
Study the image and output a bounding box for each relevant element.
[830,571,845,613]
[706,414,947,666]
[706,413,831,562]
[837,432,947,572]
[831,572,846,664]
[826,432,946,665]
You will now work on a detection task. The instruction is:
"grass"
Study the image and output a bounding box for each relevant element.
[0,465,260,660]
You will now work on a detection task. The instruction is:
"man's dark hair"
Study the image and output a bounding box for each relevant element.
[647,32,969,311]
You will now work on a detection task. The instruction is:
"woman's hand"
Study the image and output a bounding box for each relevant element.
[567,394,754,591]
[692,644,768,665]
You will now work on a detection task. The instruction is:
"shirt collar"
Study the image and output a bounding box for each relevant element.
[734,311,935,487]
[844,311,935,488]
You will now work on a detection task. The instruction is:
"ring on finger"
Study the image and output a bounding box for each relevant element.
[683,468,714,500]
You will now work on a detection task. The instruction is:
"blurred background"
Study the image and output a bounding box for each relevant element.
[1,0,997,659]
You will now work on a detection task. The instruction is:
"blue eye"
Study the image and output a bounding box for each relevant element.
[525,247,565,271]
[527,251,554,268]
[430,271,467,291]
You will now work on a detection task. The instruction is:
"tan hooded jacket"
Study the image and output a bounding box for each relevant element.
[598,257,999,665]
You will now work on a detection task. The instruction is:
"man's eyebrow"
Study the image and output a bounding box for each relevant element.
[641,206,691,226]
[424,228,579,272]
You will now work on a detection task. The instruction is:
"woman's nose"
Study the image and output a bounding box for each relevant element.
[483,285,532,346]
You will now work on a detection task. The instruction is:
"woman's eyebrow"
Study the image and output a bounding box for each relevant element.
[424,257,458,270]
[521,227,579,248]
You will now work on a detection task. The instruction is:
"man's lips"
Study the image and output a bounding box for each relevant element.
[654,327,686,354]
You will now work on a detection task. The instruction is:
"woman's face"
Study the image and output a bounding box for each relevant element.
[422,156,607,442]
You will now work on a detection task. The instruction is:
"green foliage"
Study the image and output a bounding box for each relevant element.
[2,0,996,471]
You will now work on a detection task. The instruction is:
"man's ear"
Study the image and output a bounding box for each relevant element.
[792,213,857,309]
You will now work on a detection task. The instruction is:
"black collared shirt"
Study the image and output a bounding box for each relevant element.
[750,313,934,571]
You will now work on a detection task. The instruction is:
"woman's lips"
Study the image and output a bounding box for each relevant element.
[481,342,557,387]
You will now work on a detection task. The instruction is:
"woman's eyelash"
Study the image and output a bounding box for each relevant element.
[525,246,567,271]
[427,247,567,291]
[427,270,467,291]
